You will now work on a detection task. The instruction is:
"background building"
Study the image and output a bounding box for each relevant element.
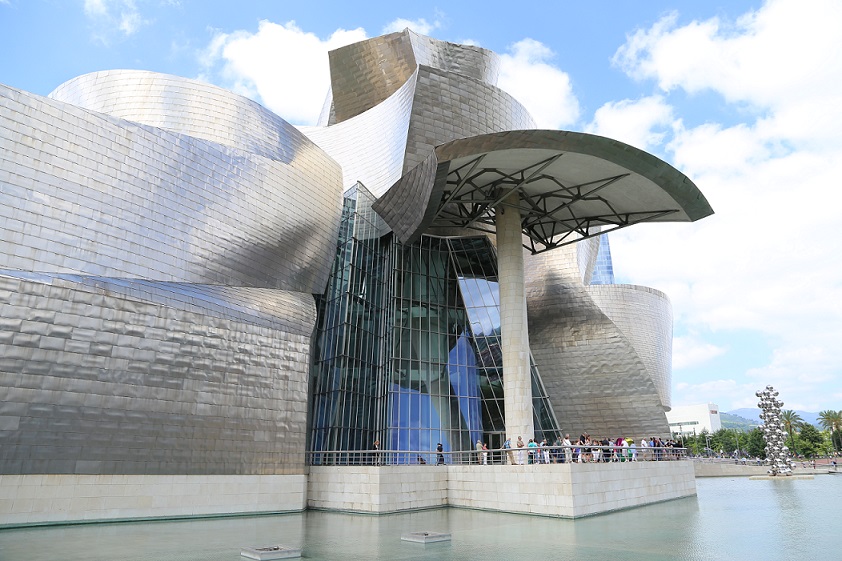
[667,403,723,436]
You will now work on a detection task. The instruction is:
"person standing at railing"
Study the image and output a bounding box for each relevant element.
[503,437,515,465]
[516,436,526,465]
[482,442,489,465]
[527,438,538,464]
[541,438,550,464]
[639,438,649,461]
[563,434,572,464]
[372,439,381,466]
[476,439,483,465]
[436,442,445,466]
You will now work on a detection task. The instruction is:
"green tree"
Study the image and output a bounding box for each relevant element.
[685,429,711,456]
[710,428,748,456]
[781,410,803,455]
[818,410,842,451]
[797,423,829,457]
[746,427,766,459]
[709,429,730,455]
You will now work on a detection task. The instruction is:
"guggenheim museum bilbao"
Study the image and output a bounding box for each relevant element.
[0,30,711,523]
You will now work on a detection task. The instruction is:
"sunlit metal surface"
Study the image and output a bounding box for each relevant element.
[50,70,315,163]
[303,31,532,197]
[326,29,500,125]
[525,243,673,438]
[2,82,342,293]
[299,70,417,196]
[0,271,315,475]
[0,78,341,475]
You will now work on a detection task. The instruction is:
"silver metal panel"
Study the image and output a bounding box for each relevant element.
[588,284,673,410]
[326,29,500,125]
[0,77,337,475]
[50,70,313,164]
[0,83,343,294]
[370,150,444,243]
[576,235,602,285]
[328,31,417,124]
[0,272,314,475]
[403,66,535,174]
[524,244,671,438]
[406,30,500,86]
[299,70,417,197]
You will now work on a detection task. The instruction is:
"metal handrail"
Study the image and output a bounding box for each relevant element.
[307,445,688,466]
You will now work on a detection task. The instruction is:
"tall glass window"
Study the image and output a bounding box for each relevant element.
[309,189,560,461]
[310,184,391,455]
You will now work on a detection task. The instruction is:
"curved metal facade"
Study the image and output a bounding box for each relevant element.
[524,242,673,438]
[50,70,311,163]
[0,77,343,475]
[299,69,417,196]
[0,28,708,480]
[1,82,342,293]
[325,29,501,126]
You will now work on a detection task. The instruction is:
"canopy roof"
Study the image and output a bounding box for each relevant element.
[373,130,713,254]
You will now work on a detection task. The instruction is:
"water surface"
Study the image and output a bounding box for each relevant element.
[1,475,838,560]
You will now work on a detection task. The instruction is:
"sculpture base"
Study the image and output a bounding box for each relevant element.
[241,545,302,559]
[749,475,814,480]
[401,531,452,544]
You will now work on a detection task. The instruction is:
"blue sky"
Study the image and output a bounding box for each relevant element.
[2,0,841,413]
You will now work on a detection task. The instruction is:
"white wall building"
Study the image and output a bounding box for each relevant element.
[666,403,722,436]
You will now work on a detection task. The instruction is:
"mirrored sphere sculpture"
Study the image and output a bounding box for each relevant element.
[755,385,792,476]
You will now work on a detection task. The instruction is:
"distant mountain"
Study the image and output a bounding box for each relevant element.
[727,408,821,428]
[728,408,762,423]
[720,412,759,431]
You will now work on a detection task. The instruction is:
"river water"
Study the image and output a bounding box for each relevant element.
[1,474,839,560]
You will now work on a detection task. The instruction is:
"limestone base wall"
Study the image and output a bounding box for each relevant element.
[308,462,696,518]
[0,474,306,527]
[307,466,448,513]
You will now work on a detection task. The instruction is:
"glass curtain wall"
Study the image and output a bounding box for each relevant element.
[388,235,560,460]
[310,191,560,462]
[310,184,391,457]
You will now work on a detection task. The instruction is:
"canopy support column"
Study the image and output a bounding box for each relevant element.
[497,192,534,446]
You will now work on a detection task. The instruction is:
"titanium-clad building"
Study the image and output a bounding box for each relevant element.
[0,29,712,513]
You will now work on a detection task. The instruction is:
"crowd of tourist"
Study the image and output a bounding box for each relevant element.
[497,433,684,465]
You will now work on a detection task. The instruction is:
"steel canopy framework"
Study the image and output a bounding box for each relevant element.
[374,129,713,254]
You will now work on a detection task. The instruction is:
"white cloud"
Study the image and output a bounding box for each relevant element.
[586,96,674,151]
[83,0,147,43]
[672,336,726,370]
[199,21,582,131]
[83,0,107,16]
[382,17,439,35]
[498,39,579,129]
[614,1,842,113]
[607,0,842,413]
[672,379,757,410]
[199,21,366,125]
